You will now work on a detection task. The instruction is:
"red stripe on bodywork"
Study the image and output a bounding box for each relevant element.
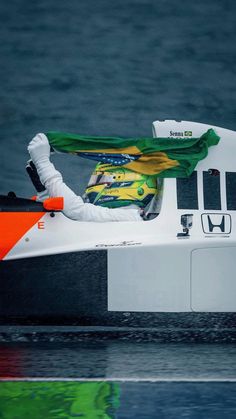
[0,212,45,260]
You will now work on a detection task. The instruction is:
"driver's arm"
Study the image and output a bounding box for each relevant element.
[28,134,142,222]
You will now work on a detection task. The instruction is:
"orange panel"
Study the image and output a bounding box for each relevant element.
[0,212,45,260]
[43,197,64,211]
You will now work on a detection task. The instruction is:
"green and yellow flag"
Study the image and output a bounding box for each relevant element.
[47,129,220,177]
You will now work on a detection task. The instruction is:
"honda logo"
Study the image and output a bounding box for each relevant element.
[201,213,231,234]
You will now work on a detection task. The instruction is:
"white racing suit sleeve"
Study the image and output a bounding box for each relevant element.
[35,157,143,222]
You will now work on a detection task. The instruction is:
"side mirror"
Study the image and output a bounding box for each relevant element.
[177,213,193,237]
[43,197,64,211]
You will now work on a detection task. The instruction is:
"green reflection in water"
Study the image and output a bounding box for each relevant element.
[0,381,120,418]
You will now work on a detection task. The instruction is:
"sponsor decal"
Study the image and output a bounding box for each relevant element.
[100,196,116,201]
[38,221,45,229]
[169,130,192,137]
[95,240,142,248]
[120,182,133,187]
[201,213,231,235]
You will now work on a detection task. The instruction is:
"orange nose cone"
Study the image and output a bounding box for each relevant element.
[43,197,64,211]
[0,212,45,260]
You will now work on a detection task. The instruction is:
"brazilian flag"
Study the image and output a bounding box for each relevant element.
[47,129,220,177]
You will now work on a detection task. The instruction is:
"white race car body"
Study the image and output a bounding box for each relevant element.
[1,120,236,331]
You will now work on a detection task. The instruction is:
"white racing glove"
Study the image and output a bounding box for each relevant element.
[27,133,58,187]
[27,133,50,166]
